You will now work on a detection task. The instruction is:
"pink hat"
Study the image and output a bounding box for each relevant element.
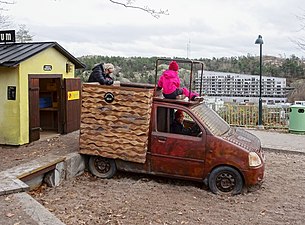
[169,61,179,71]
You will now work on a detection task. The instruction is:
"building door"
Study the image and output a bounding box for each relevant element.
[29,78,40,142]
[29,76,81,142]
[29,75,62,142]
[63,78,81,133]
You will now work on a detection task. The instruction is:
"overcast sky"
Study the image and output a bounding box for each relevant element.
[5,0,305,59]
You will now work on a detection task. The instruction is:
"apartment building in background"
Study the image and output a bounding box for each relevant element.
[195,71,287,104]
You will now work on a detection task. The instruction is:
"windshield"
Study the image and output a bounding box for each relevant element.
[191,103,230,136]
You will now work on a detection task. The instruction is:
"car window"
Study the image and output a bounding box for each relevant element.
[156,106,201,137]
[191,103,230,136]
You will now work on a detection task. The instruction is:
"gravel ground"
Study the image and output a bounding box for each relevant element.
[29,151,305,225]
[0,131,79,172]
[1,131,304,225]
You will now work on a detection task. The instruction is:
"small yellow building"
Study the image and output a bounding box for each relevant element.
[0,42,85,145]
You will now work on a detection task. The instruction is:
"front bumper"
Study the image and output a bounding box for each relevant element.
[243,163,265,187]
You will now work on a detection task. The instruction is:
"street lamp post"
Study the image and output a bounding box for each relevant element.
[255,35,263,128]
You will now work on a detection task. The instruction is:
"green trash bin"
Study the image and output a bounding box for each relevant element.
[289,105,305,134]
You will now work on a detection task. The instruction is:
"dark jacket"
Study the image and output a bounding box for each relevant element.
[88,63,114,85]
[170,120,192,135]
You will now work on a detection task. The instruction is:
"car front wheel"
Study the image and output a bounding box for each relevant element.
[88,156,117,178]
[208,166,243,195]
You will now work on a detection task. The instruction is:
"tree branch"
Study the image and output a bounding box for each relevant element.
[295,39,305,51]
[0,0,14,4]
[0,14,11,28]
[295,10,305,52]
[109,0,169,19]
[0,0,14,11]
[296,13,305,31]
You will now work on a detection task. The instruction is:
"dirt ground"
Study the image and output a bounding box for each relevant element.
[0,131,79,172]
[1,132,305,225]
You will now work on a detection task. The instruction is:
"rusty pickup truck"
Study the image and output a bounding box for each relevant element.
[79,59,264,195]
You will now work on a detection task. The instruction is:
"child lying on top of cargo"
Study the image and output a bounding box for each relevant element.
[88,63,115,85]
[157,61,201,101]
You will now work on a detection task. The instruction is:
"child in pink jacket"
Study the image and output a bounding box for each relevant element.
[157,61,199,100]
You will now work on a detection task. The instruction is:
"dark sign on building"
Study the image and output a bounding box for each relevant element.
[7,86,16,100]
[0,30,16,43]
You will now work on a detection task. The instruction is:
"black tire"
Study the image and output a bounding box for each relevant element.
[88,156,117,178]
[208,166,243,195]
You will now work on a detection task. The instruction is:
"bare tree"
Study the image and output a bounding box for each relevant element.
[109,0,169,18]
[0,0,14,28]
[0,14,11,28]
[16,24,34,42]
[288,79,305,102]
[294,10,305,51]
[0,0,14,10]
[52,0,169,18]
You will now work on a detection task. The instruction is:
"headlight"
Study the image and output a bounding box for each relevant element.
[248,152,262,167]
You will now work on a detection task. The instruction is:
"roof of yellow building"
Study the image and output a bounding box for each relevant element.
[0,42,85,69]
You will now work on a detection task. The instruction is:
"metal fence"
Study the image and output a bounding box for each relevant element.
[207,103,290,130]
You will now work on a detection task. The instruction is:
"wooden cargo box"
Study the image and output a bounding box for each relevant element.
[79,83,154,163]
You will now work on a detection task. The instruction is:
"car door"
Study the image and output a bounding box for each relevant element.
[150,105,206,180]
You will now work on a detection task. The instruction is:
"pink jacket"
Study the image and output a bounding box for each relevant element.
[157,70,180,94]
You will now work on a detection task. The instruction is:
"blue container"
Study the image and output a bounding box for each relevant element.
[39,97,52,108]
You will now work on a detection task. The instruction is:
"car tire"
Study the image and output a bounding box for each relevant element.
[88,156,117,178]
[208,166,243,195]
